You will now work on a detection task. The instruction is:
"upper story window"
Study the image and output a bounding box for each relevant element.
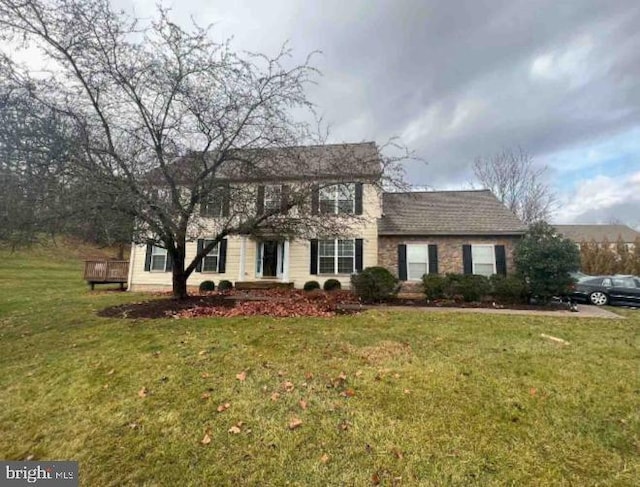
[319,183,355,215]
[264,185,282,213]
[201,186,229,218]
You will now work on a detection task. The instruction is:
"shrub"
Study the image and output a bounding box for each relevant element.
[422,274,446,300]
[443,274,491,302]
[350,267,399,303]
[515,221,581,302]
[303,280,321,292]
[199,280,215,292]
[489,274,528,304]
[323,278,342,291]
[218,280,233,292]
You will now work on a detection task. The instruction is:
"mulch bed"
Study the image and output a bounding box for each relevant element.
[98,289,571,319]
[98,289,360,319]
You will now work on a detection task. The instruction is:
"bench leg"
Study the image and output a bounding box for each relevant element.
[90,282,95,291]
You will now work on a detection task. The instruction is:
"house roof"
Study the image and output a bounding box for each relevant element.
[157,142,382,184]
[378,190,527,236]
[554,224,640,243]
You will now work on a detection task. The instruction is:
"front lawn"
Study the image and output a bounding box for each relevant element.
[1,246,639,486]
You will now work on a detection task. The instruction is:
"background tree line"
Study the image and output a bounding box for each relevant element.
[579,237,640,275]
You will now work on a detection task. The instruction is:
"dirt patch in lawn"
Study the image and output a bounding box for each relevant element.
[98,289,360,319]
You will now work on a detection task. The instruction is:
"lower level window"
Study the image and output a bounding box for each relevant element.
[319,239,354,274]
[407,244,429,280]
[151,246,167,271]
[472,245,495,276]
[202,240,220,272]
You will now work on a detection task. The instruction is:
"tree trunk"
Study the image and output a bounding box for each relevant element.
[171,244,189,299]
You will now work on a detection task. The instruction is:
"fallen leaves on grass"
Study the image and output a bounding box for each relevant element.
[320,453,330,464]
[106,369,115,376]
[341,388,356,398]
[236,371,247,381]
[201,392,211,400]
[201,431,212,445]
[270,392,280,401]
[228,422,244,434]
[282,381,295,392]
[288,418,303,430]
[299,399,308,410]
[138,387,148,398]
[216,403,231,413]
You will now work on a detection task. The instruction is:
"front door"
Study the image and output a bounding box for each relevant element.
[262,240,279,277]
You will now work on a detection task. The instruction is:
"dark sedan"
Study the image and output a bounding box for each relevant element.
[571,276,640,306]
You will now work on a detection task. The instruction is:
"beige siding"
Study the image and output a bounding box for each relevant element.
[129,182,382,291]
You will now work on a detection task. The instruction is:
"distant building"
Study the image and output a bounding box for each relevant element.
[554,224,640,251]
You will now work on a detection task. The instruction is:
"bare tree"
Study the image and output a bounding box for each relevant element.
[0,0,407,298]
[472,147,554,224]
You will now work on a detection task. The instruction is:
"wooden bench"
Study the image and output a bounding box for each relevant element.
[84,260,129,290]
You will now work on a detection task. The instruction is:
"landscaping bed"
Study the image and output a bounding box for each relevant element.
[98,288,572,319]
[98,289,360,319]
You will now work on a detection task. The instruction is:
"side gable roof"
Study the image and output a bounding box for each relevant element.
[379,190,527,236]
[152,142,382,184]
[554,224,640,243]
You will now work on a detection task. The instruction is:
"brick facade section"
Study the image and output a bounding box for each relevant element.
[378,235,522,292]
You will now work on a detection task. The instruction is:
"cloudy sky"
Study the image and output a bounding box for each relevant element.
[52,1,640,227]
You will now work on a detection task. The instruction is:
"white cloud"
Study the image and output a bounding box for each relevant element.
[555,171,640,225]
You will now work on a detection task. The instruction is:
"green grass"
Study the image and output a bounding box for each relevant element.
[1,246,639,486]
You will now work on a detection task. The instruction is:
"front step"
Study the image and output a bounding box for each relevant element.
[234,281,294,290]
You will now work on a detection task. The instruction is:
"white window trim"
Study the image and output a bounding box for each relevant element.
[471,244,496,276]
[319,183,355,215]
[150,245,167,272]
[201,240,220,273]
[318,238,355,275]
[407,244,429,281]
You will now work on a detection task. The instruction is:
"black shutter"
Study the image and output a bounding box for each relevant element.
[222,185,230,217]
[144,243,152,271]
[354,182,363,215]
[256,186,265,215]
[355,238,364,272]
[165,249,173,272]
[462,244,473,275]
[281,185,290,212]
[495,245,507,276]
[195,239,204,272]
[428,244,438,274]
[310,239,318,275]
[398,244,407,281]
[218,239,227,274]
[311,185,319,215]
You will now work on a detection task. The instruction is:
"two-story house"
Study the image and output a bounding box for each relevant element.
[127,143,383,291]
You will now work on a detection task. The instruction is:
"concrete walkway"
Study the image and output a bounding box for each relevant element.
[342,304,623,319]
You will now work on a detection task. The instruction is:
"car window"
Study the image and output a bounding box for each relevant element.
[601,278,612,287]
[584,278,604,286]
[612,277,635,288]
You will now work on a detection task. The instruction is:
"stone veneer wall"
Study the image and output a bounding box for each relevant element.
[378,235,522,292]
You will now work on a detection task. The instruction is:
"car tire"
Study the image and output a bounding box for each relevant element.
[589,291,609,306]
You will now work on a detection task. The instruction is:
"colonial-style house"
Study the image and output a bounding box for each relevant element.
[127,143,383,291]
[127,145,527,292]
[378,190,527,290]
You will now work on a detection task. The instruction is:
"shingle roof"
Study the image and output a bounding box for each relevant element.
[554,224,640,243]
[379,190,527,236]
[161,142,382,183]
